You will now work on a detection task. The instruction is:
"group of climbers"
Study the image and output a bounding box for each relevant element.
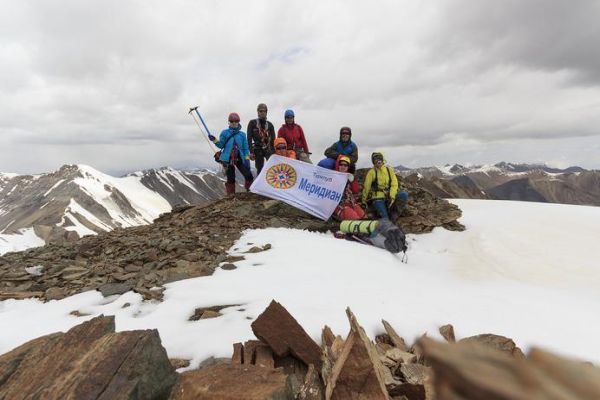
[209,104,311,196]
[208,103,409,221]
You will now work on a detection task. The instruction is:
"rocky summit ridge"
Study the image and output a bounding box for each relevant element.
[0,174,463,302]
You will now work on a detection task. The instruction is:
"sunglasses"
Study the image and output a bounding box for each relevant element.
[276,145,287,150]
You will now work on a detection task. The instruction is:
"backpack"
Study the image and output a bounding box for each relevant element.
[213,131,240,163]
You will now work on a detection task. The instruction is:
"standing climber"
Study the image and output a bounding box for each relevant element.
[277,109,312,163]
[361,152,409,219]
[209,113,253,196]
[247,103,276,175]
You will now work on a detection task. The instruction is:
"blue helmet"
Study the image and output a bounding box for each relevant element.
[284,109,295,118]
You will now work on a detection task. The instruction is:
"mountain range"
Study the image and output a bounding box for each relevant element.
[1,161,598,254]
[397,162,600,206]
[0,164,225,248]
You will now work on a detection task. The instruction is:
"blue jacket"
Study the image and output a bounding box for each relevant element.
[324,140,358,164]
[215,127,250,163]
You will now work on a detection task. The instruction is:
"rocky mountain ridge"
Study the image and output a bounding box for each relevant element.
[0,164,225,247]
[0,174,463,302]
[397,162,600,206]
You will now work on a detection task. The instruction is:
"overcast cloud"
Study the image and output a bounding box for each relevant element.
[1,0,599,175]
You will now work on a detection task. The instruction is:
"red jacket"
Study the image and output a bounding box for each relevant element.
[277,123,309,153]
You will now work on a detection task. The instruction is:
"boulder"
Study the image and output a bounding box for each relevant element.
[528,347,600,399]
[297,364,325,400]
[418,337,600,400]
[0,315,177,400]
[325,309,390,400]
[251,300,322,369]
[382,348,417,366]
[45,286,68,300]
[170,363,293,400]
[232,342,244,364]
[459,333,525,359]
[381,320,410,352]
[98,282,132,297]
[438,324,455,343]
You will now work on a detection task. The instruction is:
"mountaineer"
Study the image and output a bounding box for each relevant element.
[247,103,276,175]
[273,137,297,159]
[333,155,365,220]
[320,126,358,172]
[277,109,312,163]
[208,113,253,196]
[361,152,409,219]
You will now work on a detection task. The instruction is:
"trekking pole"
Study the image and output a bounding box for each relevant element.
[188,106,216,152]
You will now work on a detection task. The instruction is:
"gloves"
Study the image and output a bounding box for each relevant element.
[347,174,354,182]
[208,134,216,141]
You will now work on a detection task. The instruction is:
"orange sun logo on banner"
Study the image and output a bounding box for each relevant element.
[266,163,297,189]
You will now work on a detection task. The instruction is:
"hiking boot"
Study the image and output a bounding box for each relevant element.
[394,200,414,217]
[225,182,236,197]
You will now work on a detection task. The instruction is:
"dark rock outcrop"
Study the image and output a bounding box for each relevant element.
[170,363,292,400]
[252,300,323,369]
[0,315,177,399]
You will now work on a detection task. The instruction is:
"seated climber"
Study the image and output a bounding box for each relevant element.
[361,152,409,219]
[273,137,297,159]
[322,126,358,173]
[333,155,365,221]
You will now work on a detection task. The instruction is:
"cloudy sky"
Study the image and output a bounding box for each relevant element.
[1,0,599,175]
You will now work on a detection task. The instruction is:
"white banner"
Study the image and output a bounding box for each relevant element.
[250,155,349,220]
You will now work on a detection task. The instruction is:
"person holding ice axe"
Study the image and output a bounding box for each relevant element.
[189,107,253,197]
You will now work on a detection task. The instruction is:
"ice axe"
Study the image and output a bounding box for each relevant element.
[188,106,216,151]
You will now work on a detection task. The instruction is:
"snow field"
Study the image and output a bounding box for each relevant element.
[1,199,599,370]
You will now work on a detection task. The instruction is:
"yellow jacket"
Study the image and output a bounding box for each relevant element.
[361,164,398,202]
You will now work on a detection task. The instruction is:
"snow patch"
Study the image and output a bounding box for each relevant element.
[0,228,45,255]
[43,179,65,197]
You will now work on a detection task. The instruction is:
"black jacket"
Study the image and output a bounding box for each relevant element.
[247,118,275,154]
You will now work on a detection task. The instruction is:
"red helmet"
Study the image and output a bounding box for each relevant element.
[228,112,240,123]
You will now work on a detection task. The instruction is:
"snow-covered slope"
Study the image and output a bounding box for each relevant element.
[1,199,598,369]
[0,165,225,254]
